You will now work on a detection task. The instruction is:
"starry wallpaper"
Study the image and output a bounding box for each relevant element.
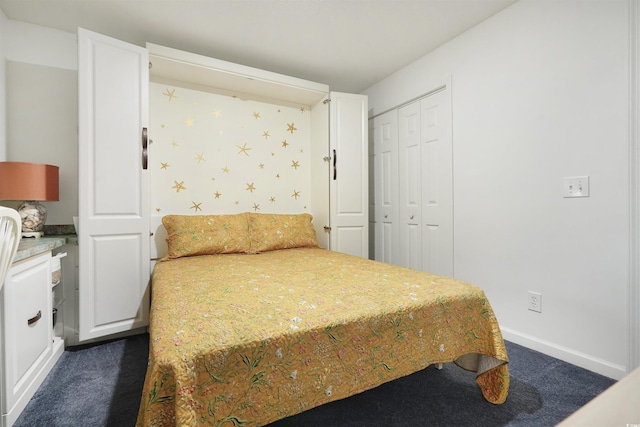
[149,83,312,216]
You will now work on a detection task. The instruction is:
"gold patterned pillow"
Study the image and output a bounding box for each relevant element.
[248,213,320,253]
[162,213,251,259]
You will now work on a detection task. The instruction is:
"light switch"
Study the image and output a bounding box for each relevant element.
[563,176,590,198]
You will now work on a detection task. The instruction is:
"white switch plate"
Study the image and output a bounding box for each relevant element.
[563,176,590,198]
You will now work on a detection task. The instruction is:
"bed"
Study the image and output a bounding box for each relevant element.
[136,213,509,426]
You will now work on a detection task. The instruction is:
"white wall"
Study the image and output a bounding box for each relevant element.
[4,19,76,70]
[6,61,78,226]
[1,19,78,225]
[364,0,631,379]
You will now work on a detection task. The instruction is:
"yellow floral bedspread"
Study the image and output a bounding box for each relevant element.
[136,248,509,427]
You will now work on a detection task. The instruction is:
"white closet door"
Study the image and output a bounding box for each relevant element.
[78,29,150,341]
[373,109,399,264]
[420,89,453,277]
[398,101,422,270]
[329,92,369,258]
[397,85,453,276]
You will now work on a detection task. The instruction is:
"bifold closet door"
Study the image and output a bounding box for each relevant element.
[373,109,399,264]
[398,87,453,277]
[398,101,422,270]
[420,89,453,277]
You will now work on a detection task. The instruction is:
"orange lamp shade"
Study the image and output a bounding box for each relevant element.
[0,162,59,201]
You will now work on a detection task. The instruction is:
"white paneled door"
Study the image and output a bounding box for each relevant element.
[420,88,453,277]
[397,85,453,277]
[329,92,369,258]
[373,109,399,264]
[399,100,422,270]
[78,29,150,341]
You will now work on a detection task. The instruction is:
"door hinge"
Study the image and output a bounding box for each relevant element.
[323,226,331,233]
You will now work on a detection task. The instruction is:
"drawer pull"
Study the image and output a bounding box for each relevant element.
[27,310,42,326]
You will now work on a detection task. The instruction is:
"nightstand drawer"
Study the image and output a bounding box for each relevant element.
[2,251,53,414]
[11,268,50,382]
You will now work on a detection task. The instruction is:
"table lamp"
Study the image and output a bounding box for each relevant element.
[0,162,59,238]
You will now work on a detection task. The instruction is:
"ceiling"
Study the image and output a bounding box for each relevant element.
[0,0,517,93]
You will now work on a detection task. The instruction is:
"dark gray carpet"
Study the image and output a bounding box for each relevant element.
[14,334,615,427]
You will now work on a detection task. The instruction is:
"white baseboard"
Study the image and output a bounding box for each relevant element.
[501,327,627,380]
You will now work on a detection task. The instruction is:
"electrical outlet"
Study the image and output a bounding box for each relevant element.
[528,291,542,313]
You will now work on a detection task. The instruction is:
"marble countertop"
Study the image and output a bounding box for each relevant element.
[14,234,77,263]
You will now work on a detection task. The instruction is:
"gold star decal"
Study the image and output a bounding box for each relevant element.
[287,123,297,133]
[291,160,300,169]
[281,140,289,148]
[172,181,186,192]
[163,88,177,101]
[214,191,222,199]
[292,190,301,199]
[156,207,161,213]
[269,196,276,203]
[237,143,251,156]
[160,162,169,170]
[253,203,260,211]
[190,202,202,212]
[263,131,270,139]
[253,112,261,119]
[258,163,265,169]
[222,166,230,174]
[186,119,194,127]
[171,140,179,147]
[246,182,256,192]
[300,107,306,113]
[212,109,222,117]
[276,173,281,179]
[195,152,205,163]
[160,124,165,128]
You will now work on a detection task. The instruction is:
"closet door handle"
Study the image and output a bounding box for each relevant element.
[27,310,42,326]
[333,149,337,180]
[141,127,148,170]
